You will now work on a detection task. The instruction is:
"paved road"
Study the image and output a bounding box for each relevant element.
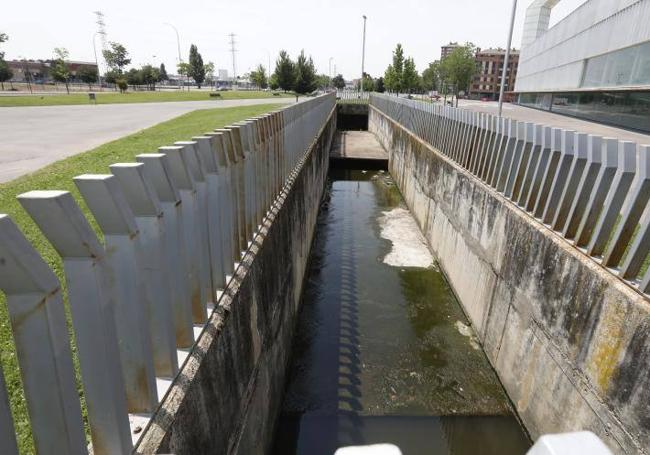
[0,98,294,183]
[457,100,650,145]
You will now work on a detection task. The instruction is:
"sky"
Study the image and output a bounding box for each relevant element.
[1,0,587,80]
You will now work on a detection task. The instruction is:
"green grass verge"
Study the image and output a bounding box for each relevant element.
[0,90,290,107]
[0,103,283,453]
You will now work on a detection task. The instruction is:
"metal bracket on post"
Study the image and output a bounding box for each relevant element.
[17,190,133,455]
[74,174,158,413]
[0,214,86,455]
[109,163,179,378]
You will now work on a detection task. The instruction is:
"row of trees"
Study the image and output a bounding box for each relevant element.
[0,33,13,89]
[270,50,320,94]
[379,42,478,102]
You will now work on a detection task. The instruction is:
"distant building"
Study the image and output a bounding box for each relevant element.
[7,60,98,83]
[515,0,650,133]
[441,42,460,60]
[217,69,229,81]
[469,48,519,101]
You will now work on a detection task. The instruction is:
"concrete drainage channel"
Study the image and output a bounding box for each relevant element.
[270,111,531,454]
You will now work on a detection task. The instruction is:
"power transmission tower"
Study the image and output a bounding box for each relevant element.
[94,11,108,50]
[228,33,237,88]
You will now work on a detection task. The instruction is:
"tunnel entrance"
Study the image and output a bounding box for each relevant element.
[271,166,530,455]
[337,103,369,131]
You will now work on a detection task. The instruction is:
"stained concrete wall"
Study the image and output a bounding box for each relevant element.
[135,108,336,454]
[369,105,650,454]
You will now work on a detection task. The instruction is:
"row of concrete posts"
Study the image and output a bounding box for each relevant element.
[0,93,335,454]
[370,93,650,295]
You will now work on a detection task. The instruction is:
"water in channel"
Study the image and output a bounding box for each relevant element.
[272,168,531,455]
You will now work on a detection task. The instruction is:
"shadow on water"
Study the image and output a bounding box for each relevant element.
[272,169,530,455]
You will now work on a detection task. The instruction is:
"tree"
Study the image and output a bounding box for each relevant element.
[274,50,295,92]
[440,43,477,105]
[188,44,205,89]
[269,73,279,90]
[102,42,131,74]
[402,57,419,93]
[51,48,71,94]
[204,61,215,85]
[177,62,190,89]
[159,63,168,82]
[316,74,330,90]
[357,72,374,91]
[384,65,397,92]
[250,64,267,89]
[104,70,119,85]
[140,65,160,90]
[0,33,11,90]
[126,68,143,87]
[375,77,385,93]
[0,60,12,90]
[294,50,317,95]
[78,66,98,89]
[332,74,345,90]
[0,32,8,59]
[421,61,441,92]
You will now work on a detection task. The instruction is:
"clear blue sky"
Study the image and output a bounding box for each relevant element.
[1,0,586,80]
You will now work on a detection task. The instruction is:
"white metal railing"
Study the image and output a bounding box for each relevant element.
[370,93,650,296]
[336,90,369,104]
[0,92,335,454]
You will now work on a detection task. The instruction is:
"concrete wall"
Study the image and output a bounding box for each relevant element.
[516,0,650,92]
[369,106,650,454]
[135,108,336,454]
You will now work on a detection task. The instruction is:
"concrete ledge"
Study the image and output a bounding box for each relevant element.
[370,105,650,454]
[135,108,336,454]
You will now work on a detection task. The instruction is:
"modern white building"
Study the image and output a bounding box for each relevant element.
[515,0,650,133]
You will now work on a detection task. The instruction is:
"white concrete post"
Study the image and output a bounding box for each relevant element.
[0,364,18,454]
[525,126,554,212]
[158,145,206,330]
[175,141,213,305]
[504,121,528,198]
[109,163,179,377]
[74,174,158,413]
[487,117,508,187]
[621,201,650,280]
[542,130,576,224]
[192,135,226,293]
[518,124,544,207]
[574,139,620,247]
[533,128,563,218]
[0,215,86,455]
[203,132,236,276]
[563,135,604,239]
[479,115,498,180]
[496,119,518,192]
[17,191,132,455]
[218,128,247,255]
[234,122,257,237]
[587,142,637,257]
[603,145,650,267]
[552,133,589,231]
[135,153,197,334]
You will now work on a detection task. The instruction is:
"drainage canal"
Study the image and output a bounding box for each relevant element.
[272,166,531,455]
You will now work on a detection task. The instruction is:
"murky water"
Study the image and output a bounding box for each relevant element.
[272,169,530,455]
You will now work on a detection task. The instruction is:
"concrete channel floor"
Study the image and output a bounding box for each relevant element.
[457,99,650,145]
[0,97,294,183]
[330,131,388,160]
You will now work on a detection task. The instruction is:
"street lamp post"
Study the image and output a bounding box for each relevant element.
[164,22,183,90]
[498,0,517,117]
[360,15,367,97]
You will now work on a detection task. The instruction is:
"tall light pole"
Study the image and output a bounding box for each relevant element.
[329,57,334,89]
[164,23,183,89]
[498,0,517,117]
[92,32,102,87]
[360,15,367,96]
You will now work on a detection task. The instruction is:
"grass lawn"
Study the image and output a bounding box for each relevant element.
[0,90,291,107]
[0,103,283,453]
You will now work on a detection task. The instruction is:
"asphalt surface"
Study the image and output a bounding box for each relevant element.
[457,100,650,145]
[0,98,294,183]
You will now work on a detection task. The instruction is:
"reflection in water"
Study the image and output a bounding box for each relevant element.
[272,169,530,455]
